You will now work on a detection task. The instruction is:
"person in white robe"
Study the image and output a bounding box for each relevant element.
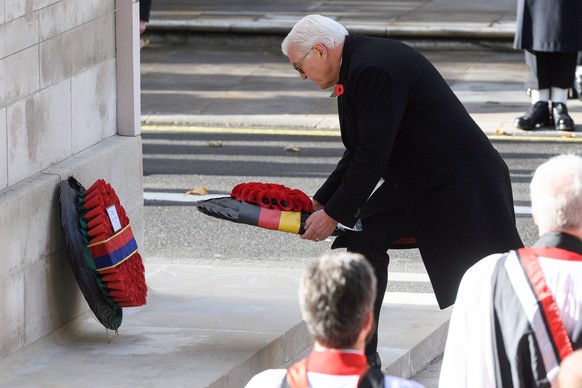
[439,154,582,387]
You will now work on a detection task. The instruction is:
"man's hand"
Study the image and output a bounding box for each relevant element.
[301,209,337,242]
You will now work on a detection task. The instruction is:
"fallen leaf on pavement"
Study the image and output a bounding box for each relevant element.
[186,186,208,195]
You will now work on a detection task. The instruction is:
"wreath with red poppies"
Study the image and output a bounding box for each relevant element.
[230,182,313,213]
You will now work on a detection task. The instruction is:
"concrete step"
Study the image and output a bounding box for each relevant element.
[0,263,450,387]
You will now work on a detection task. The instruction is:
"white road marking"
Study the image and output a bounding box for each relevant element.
[143,191,533,215]
[514,205,532,215]
[143,192,228,203]
[389,272,430,282]
[384,292,439,306]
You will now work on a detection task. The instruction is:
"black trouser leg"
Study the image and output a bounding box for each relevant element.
[336,212,413,357]
[526,50,578,89]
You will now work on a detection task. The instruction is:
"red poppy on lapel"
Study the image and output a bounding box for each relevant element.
[334,83,344,97]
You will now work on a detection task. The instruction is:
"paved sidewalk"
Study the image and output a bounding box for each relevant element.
[0,264,449,387]
[140,34,582,139]
[142,0,582,138]
[147,0,517,39]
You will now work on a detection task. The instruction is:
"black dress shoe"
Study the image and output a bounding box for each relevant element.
[367,352,382,369]
[513,101,551,130]
[552,102,575,131]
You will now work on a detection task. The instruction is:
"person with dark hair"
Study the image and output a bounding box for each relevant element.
[440,154,582,387]
[245,252,422,387]
[280,14,524,368]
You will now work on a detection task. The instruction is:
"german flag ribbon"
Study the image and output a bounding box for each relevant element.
[238,202,301,234]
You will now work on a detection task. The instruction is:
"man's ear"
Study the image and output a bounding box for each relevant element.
[362,309,376,346]
[363,310,373,333]
[313,43,328,60]
[531,209,544,236]
[532,212,539,231]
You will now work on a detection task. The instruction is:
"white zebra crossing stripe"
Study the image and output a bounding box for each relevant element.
[143,192,533,215]
[143,192,227,203]
[384,292,439,306]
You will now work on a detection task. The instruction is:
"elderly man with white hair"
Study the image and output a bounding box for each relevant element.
[281,14,523,369]
[439,154,582,388]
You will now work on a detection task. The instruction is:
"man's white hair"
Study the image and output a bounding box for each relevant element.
[530,154,582,234]
[281,14,348,57]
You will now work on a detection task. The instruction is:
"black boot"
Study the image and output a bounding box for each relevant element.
[367,352,382,369]
[552,102,575,131]
[513,101,551,130]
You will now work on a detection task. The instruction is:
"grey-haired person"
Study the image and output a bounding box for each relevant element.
[440,154,582,387]
[245,252,423,387]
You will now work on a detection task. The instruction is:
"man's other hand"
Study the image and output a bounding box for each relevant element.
[301,210,337,242]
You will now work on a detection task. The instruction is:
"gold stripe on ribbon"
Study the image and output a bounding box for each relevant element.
[278,211,301,234]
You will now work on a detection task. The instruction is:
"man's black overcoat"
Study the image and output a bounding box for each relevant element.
[514,0,582,52]
[313,35,524,308]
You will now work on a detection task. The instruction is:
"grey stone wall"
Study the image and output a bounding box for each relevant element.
[0,0,144,359]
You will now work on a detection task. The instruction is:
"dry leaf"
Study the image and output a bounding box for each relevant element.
[285,145,300,152]
[494,128,513,136]
[140,37,150,50]
[209,141,223,148]
[563,133,575,138]
[186,186,208,195]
